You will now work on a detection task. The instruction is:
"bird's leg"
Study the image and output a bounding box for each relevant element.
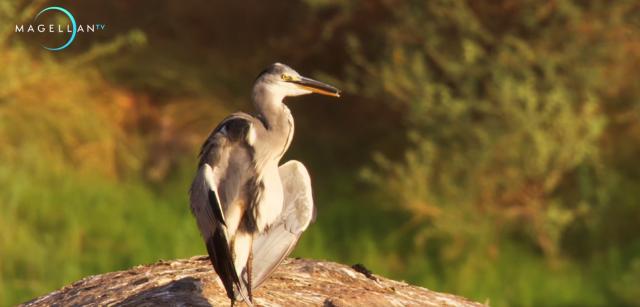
[247,245,254,302]
[232,230,254,305]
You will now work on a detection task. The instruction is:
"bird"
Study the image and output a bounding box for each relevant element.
[189,63,340,305]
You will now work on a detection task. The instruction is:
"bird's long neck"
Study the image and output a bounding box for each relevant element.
[252,85,288,130]
[252,84,295,162]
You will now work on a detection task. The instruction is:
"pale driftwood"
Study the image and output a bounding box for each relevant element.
[23,256,485,307]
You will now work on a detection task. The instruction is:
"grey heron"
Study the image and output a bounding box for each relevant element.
[189,63,340,305]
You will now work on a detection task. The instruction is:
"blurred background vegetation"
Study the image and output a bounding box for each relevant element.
[1,0,639,306]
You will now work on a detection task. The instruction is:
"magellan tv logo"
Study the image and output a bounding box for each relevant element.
[14,6,106,51]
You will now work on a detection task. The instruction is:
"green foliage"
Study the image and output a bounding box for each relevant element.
[0,167,202,305]
[336,0,640,305]
[2,1,640,306]
[0,4,169,305]
[354,0,608,254]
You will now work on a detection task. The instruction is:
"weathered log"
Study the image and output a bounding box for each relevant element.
[23,256,485,306]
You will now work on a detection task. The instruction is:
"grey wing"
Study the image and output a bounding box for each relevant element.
[189,112,257,301]
[250,160,316,289]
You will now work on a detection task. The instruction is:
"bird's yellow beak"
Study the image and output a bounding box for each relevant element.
[289,76,341,98]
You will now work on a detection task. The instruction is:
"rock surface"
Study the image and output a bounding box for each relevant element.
[23,256,485,306]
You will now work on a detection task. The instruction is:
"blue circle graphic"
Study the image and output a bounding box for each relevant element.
[34,6,77,51]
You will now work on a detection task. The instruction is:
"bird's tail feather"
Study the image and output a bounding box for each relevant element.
[206,230,241,301]
[235,284,253,307]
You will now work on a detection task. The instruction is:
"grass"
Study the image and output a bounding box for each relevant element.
[1,161,638,306]
[0,165,201,305]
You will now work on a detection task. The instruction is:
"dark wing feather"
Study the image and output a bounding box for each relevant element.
[207,190,226,227]
[189,112,256,301]
[206,223,236,297]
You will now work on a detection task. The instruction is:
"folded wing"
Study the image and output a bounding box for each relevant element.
[250,160,316,288]
[189,112,257,301]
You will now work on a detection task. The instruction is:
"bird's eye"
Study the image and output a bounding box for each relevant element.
[281,74,291,81]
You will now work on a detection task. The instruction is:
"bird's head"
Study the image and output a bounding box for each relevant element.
[253,63,340,99]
